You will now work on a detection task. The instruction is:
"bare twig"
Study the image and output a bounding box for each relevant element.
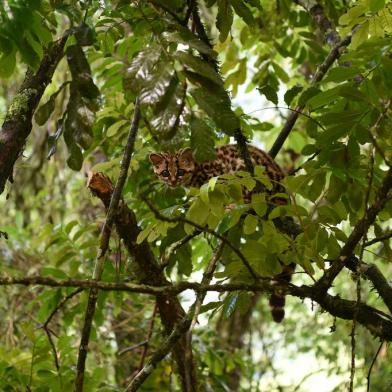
[190,241,225,331]
[138,302,158,370]
[367,341,384,392]
[118,341,148,356]
[74,98,141,391]
[365,231,392,247]
[125,317,192,391]
[349,151,374,391]
[269,34,352,158]
[184,0,196,25]
[160,231,200,269]
[367,99,391,166]
[40,287,83,383]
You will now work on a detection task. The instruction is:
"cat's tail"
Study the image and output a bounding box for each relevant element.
[269,263,296,323]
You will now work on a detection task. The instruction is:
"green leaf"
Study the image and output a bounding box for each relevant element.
[271,62,289,83]
[306,87,340,110]
[339,5,366,26]
[231,0,255,26]
[190,87,240,134]
[177,52,222,85]
[251,193,267,217]
[317,125,349,144]
[35,85,68,126]
[217,0,234,42]
[258,85,278,105]
[243,214,258,235]
[0,49,16,78]
[298,86,320,106]
[351,21,369,49]
[186,198,210,232]
[190,117,216,162]
[165,28,217,58]
[222,293,238,317]
[242,240,281,276]
[369,0,386,12]
[307,172,326,202]
[324,67,361,83]
[284,85,303,106]
[106,119,128,137]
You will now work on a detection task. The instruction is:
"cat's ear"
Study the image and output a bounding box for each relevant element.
[149,153,164,166]
[178,148,194,163]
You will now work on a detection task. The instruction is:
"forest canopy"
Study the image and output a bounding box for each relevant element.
[0,0,391,391]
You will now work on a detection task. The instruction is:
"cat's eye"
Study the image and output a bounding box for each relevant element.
[161,170,170,177]
[177,169,185,177]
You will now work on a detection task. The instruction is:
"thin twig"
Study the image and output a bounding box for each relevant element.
[43,288,83,329]
[367,341,384,392]
[269,34,352,158]
[142,196,260,280]
[160,231,200,269]
[74,98,141,392]
[245,106,326,131]
[184,0,196,25]
[349,150,374,391]
[40,287,83,386]
[118,341,148,356]
[138,302,158,370]
[365,231,392,247]
[190,241,225,331]
[125,317,192,391]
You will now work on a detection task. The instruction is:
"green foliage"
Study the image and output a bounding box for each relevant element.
[1,0,392,390]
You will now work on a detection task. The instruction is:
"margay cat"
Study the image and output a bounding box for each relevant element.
[149,144,284,194]
[149,144,293,322]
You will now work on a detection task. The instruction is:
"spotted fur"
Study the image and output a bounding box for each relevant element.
[150,144,285,197]
[150,144,293,322]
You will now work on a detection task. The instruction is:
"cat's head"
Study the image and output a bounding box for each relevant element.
[149,148,195,187]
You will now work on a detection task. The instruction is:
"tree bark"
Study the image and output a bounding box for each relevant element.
[0,34,69,194]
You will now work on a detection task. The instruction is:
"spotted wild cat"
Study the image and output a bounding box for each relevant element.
[149,144,285,197]
[149,144,293,322]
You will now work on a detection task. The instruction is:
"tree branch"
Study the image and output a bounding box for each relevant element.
[142,196,260,280]
[2,275,392,341]
[87,175,199,391]
[0,33,71,194]
[125,317,192,391]
[294,0,340,46]
[315,166,392,293]
[269,34,352,158]
[74,99,141,391]
[365,231,392,247]
[345,256,392,315]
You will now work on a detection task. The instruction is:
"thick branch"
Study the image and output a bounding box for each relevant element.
[88,174,199,391]
[75,100,141,392]
[345,256,392,315]
[0,33,70,194]
[316,166,392,293]
[2,275,392,341]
